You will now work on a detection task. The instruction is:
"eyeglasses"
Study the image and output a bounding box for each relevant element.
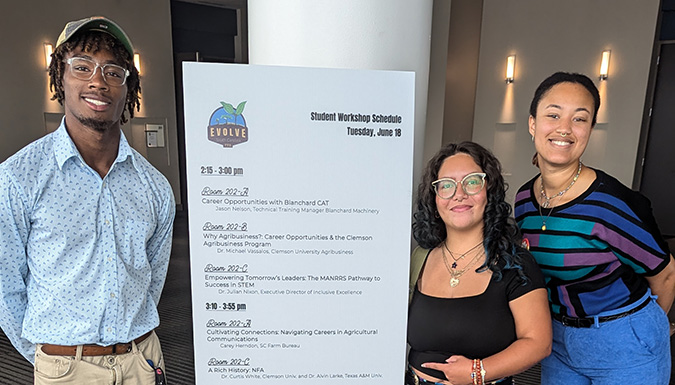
[64,57,130,86]
[432,172,487,199]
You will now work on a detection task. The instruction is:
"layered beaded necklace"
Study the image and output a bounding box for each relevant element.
[538,161,582,231]
[440,241,485,287]
[539,161,582,208]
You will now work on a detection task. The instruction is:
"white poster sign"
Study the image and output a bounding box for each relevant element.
[183,63,414,384]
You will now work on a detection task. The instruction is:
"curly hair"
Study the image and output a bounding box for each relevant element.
[412,141,526,282]
[48,30,140,125]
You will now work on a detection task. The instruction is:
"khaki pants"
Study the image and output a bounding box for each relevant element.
[34,331,165,385]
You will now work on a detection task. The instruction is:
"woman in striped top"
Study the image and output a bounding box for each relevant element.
[514,72,675,384]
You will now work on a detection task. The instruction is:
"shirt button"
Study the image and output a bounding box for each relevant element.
[108,257,113,262]
[105,220,110,225]
[110,293,116,298]
[107,327,112,332]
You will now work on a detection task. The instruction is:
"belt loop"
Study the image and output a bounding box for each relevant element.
[113,365,122,385]
[592,316,600,328]
[75,345,83,361]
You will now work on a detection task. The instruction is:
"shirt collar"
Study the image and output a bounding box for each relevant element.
[53,117,140,172]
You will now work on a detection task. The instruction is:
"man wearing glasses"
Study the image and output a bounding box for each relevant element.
[0,16,174,384]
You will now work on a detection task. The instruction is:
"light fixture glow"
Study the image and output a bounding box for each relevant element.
[506,55,516,84]
[134,53,141,75]
[599,50,611,80]
[43,43,53,70]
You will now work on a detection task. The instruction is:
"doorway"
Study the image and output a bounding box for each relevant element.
[638,41,675,239]
[171,0,248,210]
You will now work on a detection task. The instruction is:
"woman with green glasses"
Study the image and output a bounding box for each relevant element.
[406,141,551,385]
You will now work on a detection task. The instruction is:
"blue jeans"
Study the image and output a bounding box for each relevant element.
[541,298,670,384]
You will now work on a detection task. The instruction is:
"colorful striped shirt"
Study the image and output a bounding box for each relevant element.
[514,169,670,318]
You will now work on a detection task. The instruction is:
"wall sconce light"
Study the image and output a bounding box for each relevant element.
[43,43,53,70]
[599,50,611,80]
[134,53,141,75]
[506,55,516,84]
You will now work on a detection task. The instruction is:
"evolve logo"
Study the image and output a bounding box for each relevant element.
[207,101,248,148]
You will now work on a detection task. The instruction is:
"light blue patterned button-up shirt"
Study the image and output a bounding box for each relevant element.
[0,120,175,363]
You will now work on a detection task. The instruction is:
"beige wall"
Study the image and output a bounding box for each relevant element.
[424,0,451,166]
[1,0,661,209]
[425,0,483,167]
[471,0,659,202]
[0,2,182,205]
[441,0,482,147]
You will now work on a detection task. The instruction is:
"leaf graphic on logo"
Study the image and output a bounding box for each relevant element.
[220,102,235,114]
[235,101,247,115]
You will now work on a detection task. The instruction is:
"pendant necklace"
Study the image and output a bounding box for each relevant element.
[538,203,556,232]
[538,161,582,231]
[443,241,483,269]
[441,244,485,287]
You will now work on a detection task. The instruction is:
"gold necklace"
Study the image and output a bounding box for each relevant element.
[441,245,485,287]
[538,161,582,231]
[539,161,582,208]
[443,241,483,268]
[538,200,557,231]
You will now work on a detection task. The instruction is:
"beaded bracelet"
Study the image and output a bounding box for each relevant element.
[471,359,487,385]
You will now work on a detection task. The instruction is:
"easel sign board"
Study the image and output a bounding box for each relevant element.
[183,62,414,384]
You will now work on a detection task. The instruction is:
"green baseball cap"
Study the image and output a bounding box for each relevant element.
[56,16,134,56]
